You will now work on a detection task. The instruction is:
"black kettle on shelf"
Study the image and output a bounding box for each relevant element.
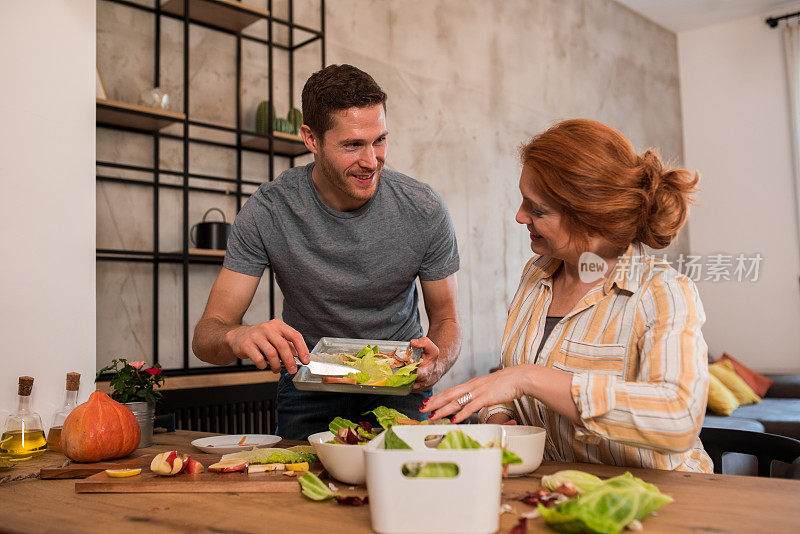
[190,208,231,251]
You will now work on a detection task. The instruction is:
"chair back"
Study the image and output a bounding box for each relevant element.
[699,427,800,478]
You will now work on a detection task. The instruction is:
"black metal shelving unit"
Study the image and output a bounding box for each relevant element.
[96,0,325,378]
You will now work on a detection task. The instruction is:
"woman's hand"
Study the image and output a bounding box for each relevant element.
[420,365,534,423]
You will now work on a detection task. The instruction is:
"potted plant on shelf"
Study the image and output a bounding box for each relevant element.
[95,359,165,448]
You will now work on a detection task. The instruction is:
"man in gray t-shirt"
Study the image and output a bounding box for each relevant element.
[193,64,462,439]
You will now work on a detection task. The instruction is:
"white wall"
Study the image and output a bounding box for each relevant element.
[679,5,800,373]
[0,1,96,429]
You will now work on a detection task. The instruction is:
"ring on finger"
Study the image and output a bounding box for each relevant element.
[456,392,473,407]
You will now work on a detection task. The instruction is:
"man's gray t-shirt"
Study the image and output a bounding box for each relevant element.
[223,162,459,349]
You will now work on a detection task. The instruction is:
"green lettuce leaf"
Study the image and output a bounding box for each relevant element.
[501,448,523,465]
[356,426,379,441]
[403,462,459,478]
[329,417,358,434]
[366,406,411,429]
[385,362,419,387]
[436,430,482,450]
[350,371,372,384]
[385,374,416,387]
[483,436,523,466]
[541,470,603,494]
[355,345,380,359]
[343,345,418,387]
[383,426,411,449]
[538,472,673,534]
[298,472,335,501]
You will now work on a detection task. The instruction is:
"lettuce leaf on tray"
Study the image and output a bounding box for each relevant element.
[331,344,419,387]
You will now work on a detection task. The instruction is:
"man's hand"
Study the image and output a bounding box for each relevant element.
[410,336,441,391]
[223,318,310,374]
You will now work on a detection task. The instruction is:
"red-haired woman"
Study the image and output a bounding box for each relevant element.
[422,119,712,472]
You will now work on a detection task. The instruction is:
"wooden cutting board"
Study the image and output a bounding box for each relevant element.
[73,455,324,493]
[40,452,220,479]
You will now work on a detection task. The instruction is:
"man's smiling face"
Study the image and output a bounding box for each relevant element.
[309,104,388,212]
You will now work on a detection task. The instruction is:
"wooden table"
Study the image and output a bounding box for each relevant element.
[2,430,798,533]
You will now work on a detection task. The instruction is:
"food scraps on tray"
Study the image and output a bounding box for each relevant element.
[319,345,419,387]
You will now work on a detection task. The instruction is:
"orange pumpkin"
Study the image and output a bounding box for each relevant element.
[60,391,141,462]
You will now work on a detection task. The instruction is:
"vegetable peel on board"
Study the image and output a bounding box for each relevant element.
[221,446,316,465]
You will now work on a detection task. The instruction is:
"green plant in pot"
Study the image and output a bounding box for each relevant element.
[95,359,165,448]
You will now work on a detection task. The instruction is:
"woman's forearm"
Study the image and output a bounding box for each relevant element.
[518,364,581,423]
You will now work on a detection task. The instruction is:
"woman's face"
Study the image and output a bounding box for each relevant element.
[515,166,573,260]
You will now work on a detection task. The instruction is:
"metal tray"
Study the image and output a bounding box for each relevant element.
[292,337,422,396]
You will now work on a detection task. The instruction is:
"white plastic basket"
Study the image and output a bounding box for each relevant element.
[364,425,504,534]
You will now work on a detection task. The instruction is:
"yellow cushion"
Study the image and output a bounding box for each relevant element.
[709,360,761,406]
[707,373,740,416]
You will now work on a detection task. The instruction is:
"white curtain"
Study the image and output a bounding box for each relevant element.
[782,20,800,267]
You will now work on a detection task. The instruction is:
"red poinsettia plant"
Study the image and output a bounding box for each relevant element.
[96,358,165,405]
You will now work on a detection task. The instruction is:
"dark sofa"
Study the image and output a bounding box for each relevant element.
[703,374,800,440]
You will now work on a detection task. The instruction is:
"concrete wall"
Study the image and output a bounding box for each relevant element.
[324,0,685,387]
[679,5,800,373]
[0,1,96,428]
[95,0,684,390]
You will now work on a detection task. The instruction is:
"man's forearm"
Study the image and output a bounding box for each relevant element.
[192,317,238,366]
[426,317,462,377]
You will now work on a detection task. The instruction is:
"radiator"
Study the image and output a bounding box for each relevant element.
[157,381,279,435]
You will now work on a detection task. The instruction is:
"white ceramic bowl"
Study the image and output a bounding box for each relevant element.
[307,431,367,485]
[503,425,546,476]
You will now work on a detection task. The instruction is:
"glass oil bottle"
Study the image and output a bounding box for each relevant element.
[0,376,47,459]
[47,372,81,452]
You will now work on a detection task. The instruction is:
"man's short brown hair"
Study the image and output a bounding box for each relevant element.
[301,64,387,139]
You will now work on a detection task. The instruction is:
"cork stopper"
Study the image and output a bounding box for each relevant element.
[18,376,34,396]
[66,372,81,391]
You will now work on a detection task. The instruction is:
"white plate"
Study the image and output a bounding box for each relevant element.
[190,434,282,454]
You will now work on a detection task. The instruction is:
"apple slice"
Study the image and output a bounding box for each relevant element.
[247,463,284,474]
[150,451,180,476]
[184,458,205,474]
[208,459,248,473]
[172,454,191,473]
[169,453,186,475]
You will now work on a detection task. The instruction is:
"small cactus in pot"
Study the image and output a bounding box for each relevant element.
[255,100,276,135]
[274,118,294,134]
[287,107,303,135]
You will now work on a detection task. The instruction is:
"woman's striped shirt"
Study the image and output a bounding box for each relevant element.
[482,242,712,473]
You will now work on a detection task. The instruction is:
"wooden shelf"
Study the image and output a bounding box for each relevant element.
[161,248,227,260]
[96,249,225,264]
[187,248,226,257]
[242,132,309,156]
[97,369,278,394]
[161,0,269,33]
[96,99,185,132]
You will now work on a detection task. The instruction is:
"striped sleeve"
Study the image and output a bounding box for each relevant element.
[569,271,709,453]
[479,402,517,423]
